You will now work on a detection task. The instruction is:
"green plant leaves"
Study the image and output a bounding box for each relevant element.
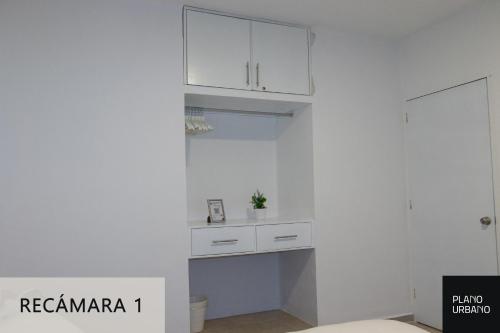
[251,189,267,209]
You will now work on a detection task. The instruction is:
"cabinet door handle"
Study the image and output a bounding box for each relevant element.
[256,63,260,87]
[274,235,298,241]
[246,61,250,86]
[212,239,238,245]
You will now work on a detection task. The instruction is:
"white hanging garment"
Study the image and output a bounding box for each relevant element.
[185,107,213,135]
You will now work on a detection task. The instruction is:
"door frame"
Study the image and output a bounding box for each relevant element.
[403,76,500,319]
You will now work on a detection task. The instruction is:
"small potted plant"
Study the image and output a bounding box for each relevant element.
[251,190,267,220]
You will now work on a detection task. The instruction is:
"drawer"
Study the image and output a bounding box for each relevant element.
[256,222,312,252]
[191,226,255,256]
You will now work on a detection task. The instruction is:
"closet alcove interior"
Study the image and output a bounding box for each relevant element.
[185,91,318,326]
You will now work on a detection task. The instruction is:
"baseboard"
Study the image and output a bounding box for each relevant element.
[388,313,415,322]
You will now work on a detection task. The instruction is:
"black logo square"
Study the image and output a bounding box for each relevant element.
[443,276,500,332]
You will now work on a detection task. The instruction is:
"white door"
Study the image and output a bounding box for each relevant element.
[185,10,251,90]
[406,79,498,330]
[251,21,310,95]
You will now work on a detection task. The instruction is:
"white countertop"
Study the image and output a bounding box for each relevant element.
[188,216,313,228]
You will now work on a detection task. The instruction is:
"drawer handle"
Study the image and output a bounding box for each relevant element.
[212,239,238,245]
[246,61,250,86]
[274,235,298,241]
[256,63,260,87]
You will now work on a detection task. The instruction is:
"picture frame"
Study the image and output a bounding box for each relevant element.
[207,199,226,223]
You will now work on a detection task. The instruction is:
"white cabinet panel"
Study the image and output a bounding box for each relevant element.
[185,10,251,90]
[252,22,310,95]
[191,226,255,256]
[256,222,312,252]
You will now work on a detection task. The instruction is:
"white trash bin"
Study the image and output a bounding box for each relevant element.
[190,296,208,333]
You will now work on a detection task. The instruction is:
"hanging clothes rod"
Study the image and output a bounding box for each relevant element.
[185,106,293,118]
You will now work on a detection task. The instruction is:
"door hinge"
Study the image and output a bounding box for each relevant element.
[405,112,409,124]
[413,288,416,299]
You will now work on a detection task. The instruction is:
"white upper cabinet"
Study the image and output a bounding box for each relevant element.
[185,10,251,90]
[251,22,310,95]
[184,8,311,95]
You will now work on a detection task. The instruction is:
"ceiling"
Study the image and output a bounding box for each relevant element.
[182,0,485,39]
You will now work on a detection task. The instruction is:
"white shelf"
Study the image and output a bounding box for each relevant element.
[185,85,312,114]
[188,216,314,229]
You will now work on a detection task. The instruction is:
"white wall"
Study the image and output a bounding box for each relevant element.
[189,253,281,319]
[311,27,411,324]
[3,0,471,330]
[274,107,318,325]
[276,107,315,218]
[0,1,190,332]
[280,249,318,325]
[398,0,500,101]
[397,0,500,314]
[186,112,279,220]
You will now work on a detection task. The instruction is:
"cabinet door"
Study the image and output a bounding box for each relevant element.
[252,22,310,95]
[185,10,251,90]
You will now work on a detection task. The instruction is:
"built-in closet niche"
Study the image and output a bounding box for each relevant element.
[185,95,318,327]
[185,105,314,221]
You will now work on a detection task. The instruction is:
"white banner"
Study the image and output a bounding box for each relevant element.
[0,278,165,333]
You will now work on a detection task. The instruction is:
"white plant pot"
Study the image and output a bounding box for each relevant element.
[254,208,267,220]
